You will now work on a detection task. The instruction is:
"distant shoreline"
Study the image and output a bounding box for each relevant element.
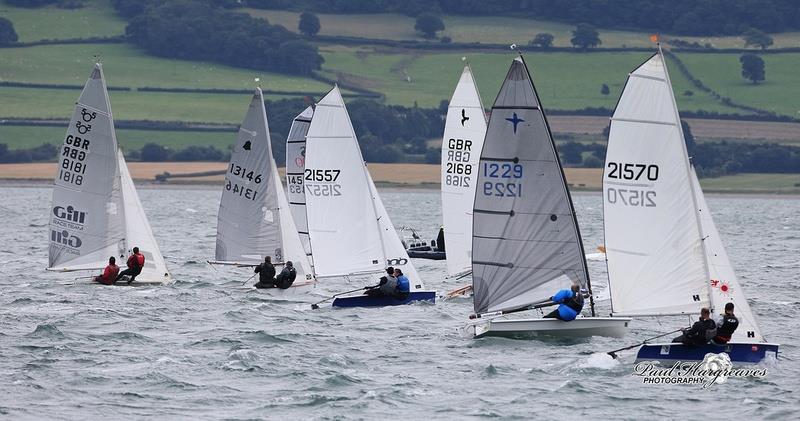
[1,162,798,196]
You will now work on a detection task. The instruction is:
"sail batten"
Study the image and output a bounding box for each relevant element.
[472,56,589,315]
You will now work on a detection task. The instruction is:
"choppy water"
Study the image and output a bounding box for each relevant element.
[1,186,797,419]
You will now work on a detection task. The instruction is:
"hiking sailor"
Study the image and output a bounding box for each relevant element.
[94,256,120,285]
[542,284,584,321]
[393,268,410,299]
[254,256,277,289]
[366,267,398,298]
[713,303,739,344]
[673,307,717,346]
[115,247,145,284]
[274,261,297,289]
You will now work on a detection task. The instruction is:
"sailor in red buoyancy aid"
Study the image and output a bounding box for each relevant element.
[115,247,145,284]
[94,256,120,285]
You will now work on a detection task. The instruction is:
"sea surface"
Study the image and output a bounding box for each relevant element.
[0,186,797,420]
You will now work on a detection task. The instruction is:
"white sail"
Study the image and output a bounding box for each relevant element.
[214,89,312,281]
[690,169,764,342]
[48,63,126,272]
[285,106,314,257]
[366,170,424,291]
[603,52,710,316]
[441,65,487,277]
[472,56,589,315]
[117,150,172,283]
[304,87,385,277]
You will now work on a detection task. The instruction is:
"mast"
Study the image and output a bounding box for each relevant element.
[658,43,714,312]
[520,53,596,317]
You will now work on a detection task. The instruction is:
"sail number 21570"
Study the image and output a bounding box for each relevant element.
[482,163,523,197]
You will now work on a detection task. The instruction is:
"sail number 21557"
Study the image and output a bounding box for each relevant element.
[305,168,342,197]
[482,163,523,197]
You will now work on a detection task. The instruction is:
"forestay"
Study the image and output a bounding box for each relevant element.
[49,63,125,272]
[472,56,589,315]
[603,53,710,316]
[285,106,314,257]
[117,150,171,283]
[441,65,487,277]
[215,89,312,281]
[690,169,764,342]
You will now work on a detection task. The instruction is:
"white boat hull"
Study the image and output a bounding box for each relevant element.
[474,317,631,339]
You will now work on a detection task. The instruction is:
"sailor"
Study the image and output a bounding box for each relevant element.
[673,307,717,346]
[94,256,119,285]
[274,261,297,289]
[393,268,410,299]
[366,267,397,297]
[115,247,145,284]
[542,284,584,321]
[254,256,276,289]
[712,303,739,344]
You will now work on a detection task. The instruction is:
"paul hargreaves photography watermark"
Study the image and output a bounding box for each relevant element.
[632,353,768,388]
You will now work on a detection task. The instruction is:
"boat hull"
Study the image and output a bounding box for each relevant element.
[332,291,436,308]
[636,342,779,364]
[474,317,631,339]
[407,250,446,260]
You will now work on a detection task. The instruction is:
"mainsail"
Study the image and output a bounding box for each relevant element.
[603,52,710,316]
[214,89,312,281]
[49,63,170,283]
[49,63,125,272]
[441,65,487,277]
[304,86,424,289]
[285,106,314,257]
[472,56,590,315]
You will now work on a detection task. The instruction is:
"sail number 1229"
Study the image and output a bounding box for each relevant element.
[482,163,523,197]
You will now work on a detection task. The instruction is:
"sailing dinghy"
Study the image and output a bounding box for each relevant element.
[603,46,778,364]
[469,56,630,338]
[212,89,314,290]
[303,86,435,308]
[285,106,315,260]
[47,63,171,285]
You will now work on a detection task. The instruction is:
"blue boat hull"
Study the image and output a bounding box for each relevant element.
[636,342,779,364]
[332,291,436,308]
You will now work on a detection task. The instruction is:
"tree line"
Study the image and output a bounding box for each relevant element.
[111,0,324,75]
[246,0,800,36]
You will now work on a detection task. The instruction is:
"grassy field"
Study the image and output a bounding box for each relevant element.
[249,8,800,49]
[319,46,740,112]
[0,43,330,91]
[699,173,800,193]
[679,53,800,118]
[0,86,301,123]
[0,125,234,151]
[0,0,125,42]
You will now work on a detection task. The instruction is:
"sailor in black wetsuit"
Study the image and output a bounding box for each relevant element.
[274,261,297,289]
[713,302,739,344]
[673,307,717,346]
[254,256,276,288]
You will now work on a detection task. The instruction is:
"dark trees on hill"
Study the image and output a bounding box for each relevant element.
[0,17,18,45]
[570,23,601,49]
[414,14,445,39]
[529,33,554,48]
[740,54,766,84]
[743,28,774,50]
[298,11,321,36]
[119,0,324,76]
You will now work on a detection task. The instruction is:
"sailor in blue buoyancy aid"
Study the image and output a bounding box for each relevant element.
[543,284,584,321]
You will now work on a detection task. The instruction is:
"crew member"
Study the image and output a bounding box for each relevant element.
[254,256,276,289]
[673,307,717,346]
[542,284,584,321]
[366,267,397,298]
[94,256,119,285]
[713,303,739,344]
[394,268,410,299]
[274,261,297,289]
[115,247,145,284]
